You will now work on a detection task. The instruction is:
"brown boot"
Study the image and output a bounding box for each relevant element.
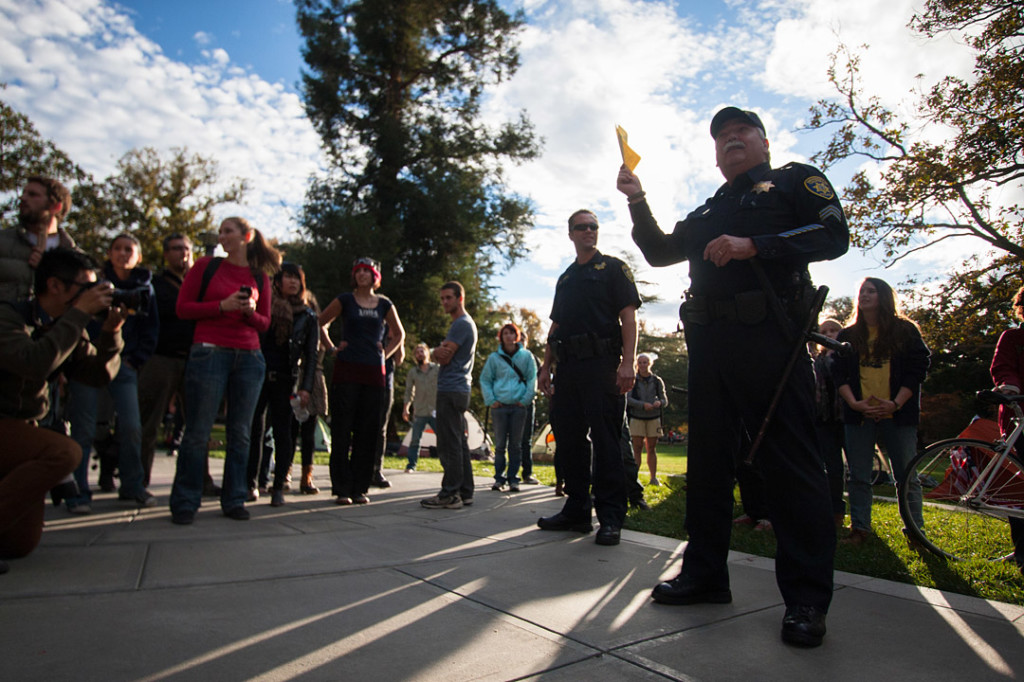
[301,465,320,494]
[841,528,871,546]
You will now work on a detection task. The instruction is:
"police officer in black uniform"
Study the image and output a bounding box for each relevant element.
[537,209,641,546]
[617,108,848,647]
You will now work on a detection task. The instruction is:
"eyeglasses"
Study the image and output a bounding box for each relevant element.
[572,222,599,232]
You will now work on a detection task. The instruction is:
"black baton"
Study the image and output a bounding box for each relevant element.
[743,285,847,465]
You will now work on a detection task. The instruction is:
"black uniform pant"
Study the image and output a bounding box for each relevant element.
[549,355,627,527]
[247,372,296,491]
[620,417,644,504]
[683,317,835,611]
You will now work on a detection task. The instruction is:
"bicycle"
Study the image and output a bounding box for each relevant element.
[898,390,1024,562]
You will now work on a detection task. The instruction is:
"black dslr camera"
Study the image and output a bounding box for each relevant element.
[111,285,152,316]
[84,280,152,317]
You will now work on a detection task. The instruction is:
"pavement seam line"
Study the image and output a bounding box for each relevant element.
[392,566,687,681]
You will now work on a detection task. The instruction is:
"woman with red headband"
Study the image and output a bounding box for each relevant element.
[320,257,405,504]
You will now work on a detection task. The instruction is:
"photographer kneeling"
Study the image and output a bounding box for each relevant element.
[0,248,124,573]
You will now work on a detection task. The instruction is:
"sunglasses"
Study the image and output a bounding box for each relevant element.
[353,257,381,270]
[572,222,599,232]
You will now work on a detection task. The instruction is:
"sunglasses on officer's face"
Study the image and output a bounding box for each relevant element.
[572,222,599,232]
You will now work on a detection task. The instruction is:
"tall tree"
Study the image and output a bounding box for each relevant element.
[805,0,1024,392]
[0,91,88,221]
[295,0,541,344]
[68,147,248,268]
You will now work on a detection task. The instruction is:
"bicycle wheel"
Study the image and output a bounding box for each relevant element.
[899,438,1024,562]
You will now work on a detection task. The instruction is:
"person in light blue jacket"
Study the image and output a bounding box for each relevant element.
[480,322,537,492]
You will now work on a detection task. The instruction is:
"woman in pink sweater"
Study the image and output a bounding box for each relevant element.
[169,217,280,525]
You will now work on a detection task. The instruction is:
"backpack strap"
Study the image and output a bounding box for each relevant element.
[196,257,268,304]
[196,257,224,303]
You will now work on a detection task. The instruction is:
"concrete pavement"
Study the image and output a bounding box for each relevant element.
[3,455,1023,681]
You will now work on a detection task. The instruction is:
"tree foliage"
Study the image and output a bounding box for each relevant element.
[0,91,89,221]
[294,0,541,346]
[67,147,247,268]
[822,295,853,325]
[806,1,1024,395]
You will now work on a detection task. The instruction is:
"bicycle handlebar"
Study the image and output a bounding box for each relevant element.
[977,389,1024,408]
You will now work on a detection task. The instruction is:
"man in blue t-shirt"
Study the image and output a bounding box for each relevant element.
[421,281,478,509]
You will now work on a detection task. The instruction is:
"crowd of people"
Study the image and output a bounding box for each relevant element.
[0,105,1020,650]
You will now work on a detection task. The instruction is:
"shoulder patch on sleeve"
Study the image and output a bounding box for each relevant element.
[622,263,634,282]
[803,176,835,200]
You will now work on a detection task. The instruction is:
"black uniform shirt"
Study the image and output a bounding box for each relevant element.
[631,162,849,297]
[550,250,641,340]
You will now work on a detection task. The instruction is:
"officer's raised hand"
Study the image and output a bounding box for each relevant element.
[616,165,645,201]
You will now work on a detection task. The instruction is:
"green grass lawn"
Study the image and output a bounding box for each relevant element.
[215,434,1024,605]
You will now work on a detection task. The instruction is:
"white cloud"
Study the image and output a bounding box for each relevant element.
[0,0,322,245]
[0,0,996,334]
[489,0,996,332]
[205,47,230,66]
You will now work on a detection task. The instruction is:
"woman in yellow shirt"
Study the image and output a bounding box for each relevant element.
[832,278,930,544]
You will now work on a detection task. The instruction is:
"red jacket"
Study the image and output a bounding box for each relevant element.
[991,327,1024,436]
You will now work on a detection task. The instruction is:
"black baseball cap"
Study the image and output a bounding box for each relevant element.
[710,107,766,138]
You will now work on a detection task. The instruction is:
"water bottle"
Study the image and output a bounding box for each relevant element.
[290,394,310,423]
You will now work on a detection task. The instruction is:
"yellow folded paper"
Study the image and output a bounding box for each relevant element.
[615,124,641,171]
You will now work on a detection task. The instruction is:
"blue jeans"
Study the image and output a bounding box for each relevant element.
[406,415,435,469]
[67,364,145,504]
[170,345,265,514]
[491,404,526,485]
[845,420,922,531]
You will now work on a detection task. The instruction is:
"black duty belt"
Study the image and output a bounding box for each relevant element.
[552,333,619,363]
[679,290,768,326]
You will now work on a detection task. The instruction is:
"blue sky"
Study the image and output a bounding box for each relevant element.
[118,0,303,90]
[0,0,983,333]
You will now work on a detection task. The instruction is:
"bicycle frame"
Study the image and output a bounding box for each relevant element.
[959,399,1024,520]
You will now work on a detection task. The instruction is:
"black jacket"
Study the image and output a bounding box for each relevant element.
[830,322,930,427]
[262,305,319,394]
